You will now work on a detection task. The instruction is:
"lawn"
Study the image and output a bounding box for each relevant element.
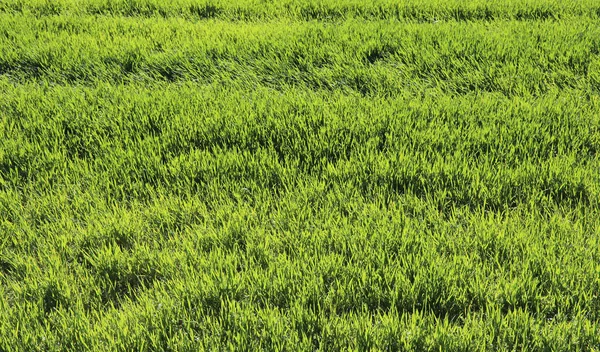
[1,0,600,350]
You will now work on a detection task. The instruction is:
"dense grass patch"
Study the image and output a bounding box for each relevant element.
[1,0,600,350]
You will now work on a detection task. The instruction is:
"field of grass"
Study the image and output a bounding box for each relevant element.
[1,0,600,350]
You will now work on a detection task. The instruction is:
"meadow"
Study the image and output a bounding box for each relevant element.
[1,0,600,350]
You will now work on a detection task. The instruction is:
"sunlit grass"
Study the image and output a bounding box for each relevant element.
[1,0,600,350]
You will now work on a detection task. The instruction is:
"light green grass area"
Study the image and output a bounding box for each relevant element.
[1,1,600,350]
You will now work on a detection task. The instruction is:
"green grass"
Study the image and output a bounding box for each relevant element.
[2,0,600,21]
[1,0,600,350]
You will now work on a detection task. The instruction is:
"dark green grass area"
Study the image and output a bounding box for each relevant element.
[1,1,600,351]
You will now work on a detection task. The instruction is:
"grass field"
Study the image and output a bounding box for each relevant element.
[1,0,600,350]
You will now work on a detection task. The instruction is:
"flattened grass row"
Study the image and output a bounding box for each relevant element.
[1,0,600,351]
